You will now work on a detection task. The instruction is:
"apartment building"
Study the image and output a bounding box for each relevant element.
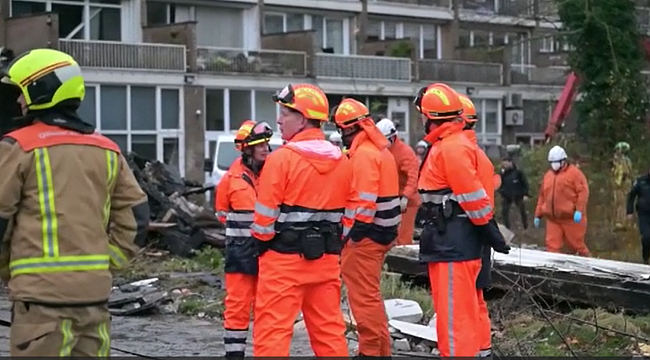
[2,0,627,182]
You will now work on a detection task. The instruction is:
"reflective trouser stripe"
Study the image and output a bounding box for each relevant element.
[109,244,128,268]
[103,150,119,227]
[60,319,74,357]
[9,255,110,276]
[98,321,110,357]
[35,148,58,258]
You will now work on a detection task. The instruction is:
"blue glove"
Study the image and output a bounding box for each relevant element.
[534,217,541,228]
[573,211,582,223]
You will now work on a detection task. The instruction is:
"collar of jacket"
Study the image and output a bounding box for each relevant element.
[423,121,465,144]
[230,156,257,180]
[290,127,325,142]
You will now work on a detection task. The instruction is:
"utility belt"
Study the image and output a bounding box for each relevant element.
[421,198,466,235]
[259,223,343,260]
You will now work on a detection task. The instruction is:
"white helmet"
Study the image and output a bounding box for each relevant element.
[548,145,567,162]
[329,132,342,143]
[376,118,397,139]
[416,140,428,148]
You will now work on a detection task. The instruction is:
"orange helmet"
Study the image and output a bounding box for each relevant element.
[458,94,478,123]
[234,120,273,151]
[413,83,463,121]
[273,83,329,121]
[331,98,370,129]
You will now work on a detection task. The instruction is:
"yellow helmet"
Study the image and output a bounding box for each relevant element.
[1,48,84,111]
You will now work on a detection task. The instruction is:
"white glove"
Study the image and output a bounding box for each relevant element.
[400,197,409,213]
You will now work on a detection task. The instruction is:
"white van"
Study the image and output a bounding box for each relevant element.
[210,134,284,185]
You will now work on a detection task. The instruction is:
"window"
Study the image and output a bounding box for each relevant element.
[383,21,397,40]
[89,84,183,172]
[312,16,346,54]
[422,24,437,58]
[458,28,471,48]
[484,99,499,133]
[206,89,225,131]
[11,0,122,40]
[254,90,278,130]
[146,1,168,25]
[472,29,490,48]
[263,12,305,35]
[229,90,251,131]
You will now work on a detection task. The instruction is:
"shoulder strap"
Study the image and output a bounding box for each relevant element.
[241,173,256,194]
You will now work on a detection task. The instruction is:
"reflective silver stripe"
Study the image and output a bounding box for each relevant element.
[376,198,400,211]
[225,330,248,339]
[225,343,246,353]
[420,193,459,204]
[226,228,251,237]
[456,188,487,203]
[359,191,378,202]
[466,205,492,219]
[255,202,280,218]
[448,262,455,356]
[226,212,254,222]
[276,211,342,223]
[374,215,402,227]
[251,223,275,234]
[343,226,351,237]
[344,208,355,219]
[217,211,227,218]
[356,207,376,217]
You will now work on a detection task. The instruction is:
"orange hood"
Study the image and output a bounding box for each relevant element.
[285,128,344,174]
[464,128,478,144]
[349,118,389,155]
[423,121,465,144]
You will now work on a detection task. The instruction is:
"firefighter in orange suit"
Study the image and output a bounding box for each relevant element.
[0,48,149,357]
[216,120,273,358]
[332,98,401,357]
[459,92,496,358]
[415,83,510,357]
[376,118,421,246]
[251,83,350,357]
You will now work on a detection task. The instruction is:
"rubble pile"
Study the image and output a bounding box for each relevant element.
[125,152,225,257]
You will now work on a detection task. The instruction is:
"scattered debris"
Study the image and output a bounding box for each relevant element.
[126,152,225,257]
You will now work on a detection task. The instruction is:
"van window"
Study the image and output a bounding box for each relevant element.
[216,141,282,171]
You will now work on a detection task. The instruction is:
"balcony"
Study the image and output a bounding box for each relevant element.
[370,0,449,7]
[511,65,569,86]
[59,39,186,72]
[418,59,502,84]
[197,47,307,77]
[314,54,411,81]
[460,0,534,17]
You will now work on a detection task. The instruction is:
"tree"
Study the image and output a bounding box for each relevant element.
[556,0,650,159]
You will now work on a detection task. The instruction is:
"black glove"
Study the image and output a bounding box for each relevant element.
[477,219,511,254]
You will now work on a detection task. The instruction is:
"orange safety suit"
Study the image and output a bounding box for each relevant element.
[388,137,421,246]
[419,122,506,357]
[215,157,259,357]
[0,122,149,357]
[465,128,495,357]
[535,164,591,256]
[341,121,401,357]
[250,128,350,357]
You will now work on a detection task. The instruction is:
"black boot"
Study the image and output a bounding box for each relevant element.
[224,328,247,358]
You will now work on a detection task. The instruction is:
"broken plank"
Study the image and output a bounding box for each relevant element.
[148,222,177,230]
[385,245,650,315]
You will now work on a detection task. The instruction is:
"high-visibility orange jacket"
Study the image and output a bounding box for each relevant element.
[535,164,589,220]
[215,157,258,275]
[418,122,501,262]
[251,128,353,251]
[388,138,421,207]
[347,129,401,245]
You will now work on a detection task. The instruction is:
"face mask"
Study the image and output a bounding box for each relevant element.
[551,162,561,171]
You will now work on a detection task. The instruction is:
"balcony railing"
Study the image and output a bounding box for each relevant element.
[314,54,411,81]
[418,59,502,84]
[511,64,569,86]
[371,0,450,7]
[197,47,307,77]
[59,39,186,71]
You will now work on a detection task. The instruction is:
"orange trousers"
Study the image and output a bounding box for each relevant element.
[477,289,492,356]
[396,204,419,245]
[545,218,591,256]
[224,273,256,357]
[341,238,392,356]
[253,250,348,357]
[428,260,482,357]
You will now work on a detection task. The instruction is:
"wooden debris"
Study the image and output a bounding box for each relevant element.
[126,152,225,257]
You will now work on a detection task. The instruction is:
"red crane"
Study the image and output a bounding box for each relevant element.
[544,37,650,142]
